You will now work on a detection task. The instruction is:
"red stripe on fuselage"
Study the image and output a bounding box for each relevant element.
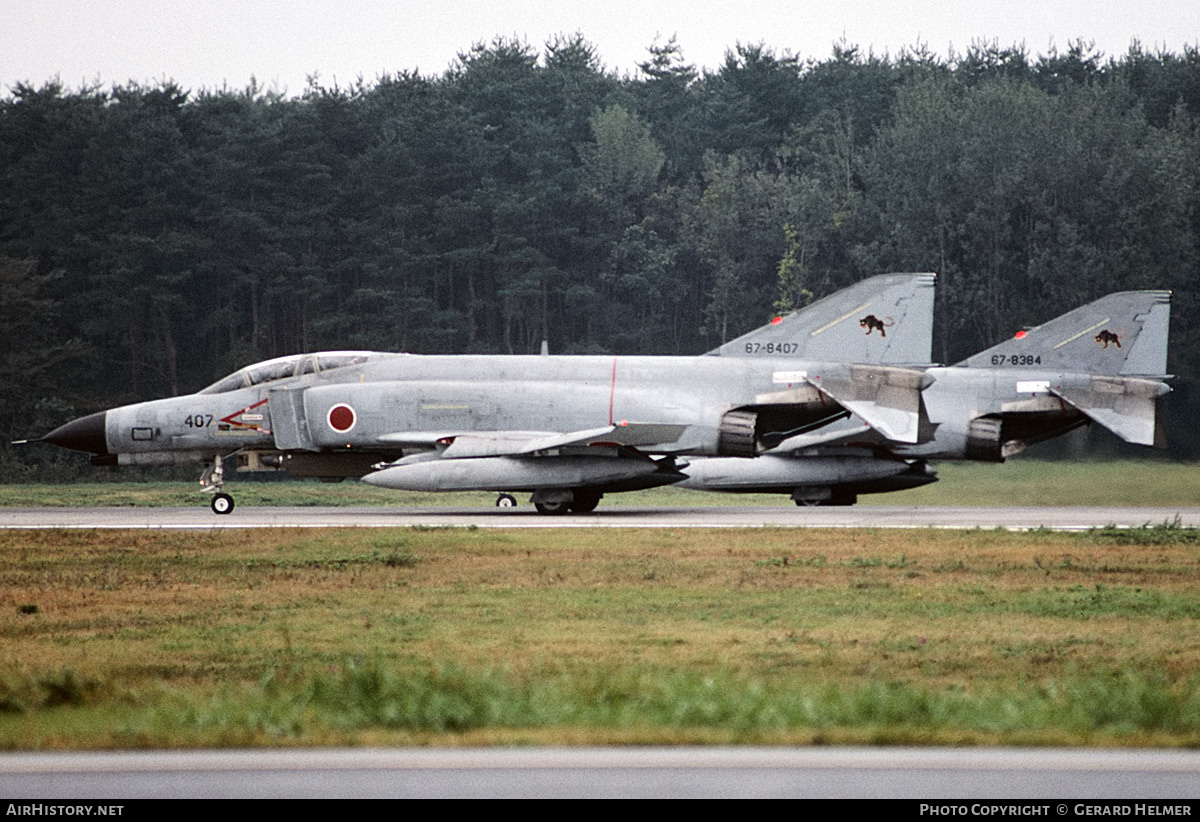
[609,357,618,425]
[221,398,271,433]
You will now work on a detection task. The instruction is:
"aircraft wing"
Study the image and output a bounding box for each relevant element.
[1050,376,1170,447]
[377,422,689,458]
[804,364,933,444]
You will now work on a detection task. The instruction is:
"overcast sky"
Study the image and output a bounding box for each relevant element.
[3,0,1198,96]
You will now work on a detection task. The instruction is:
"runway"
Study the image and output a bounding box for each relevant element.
[1,504,1198,530]
[4,747,1199,798]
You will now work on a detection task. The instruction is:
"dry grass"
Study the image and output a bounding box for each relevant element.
[1,526,1198,747]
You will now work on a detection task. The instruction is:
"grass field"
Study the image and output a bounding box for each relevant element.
[1,458,1197,749]
[1,521,1199,749]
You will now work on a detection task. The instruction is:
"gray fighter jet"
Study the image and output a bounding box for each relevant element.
[678,289,1172,505]
[33,273,936,514]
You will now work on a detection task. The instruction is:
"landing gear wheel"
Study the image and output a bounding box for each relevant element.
[211,493,235,515]
[534,500,570,515]
[495,493,517,509]
[795,498,822,507]
[569,492,601,513]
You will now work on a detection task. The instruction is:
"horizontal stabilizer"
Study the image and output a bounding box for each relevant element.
[806,364,933,443]
[709,272,935,365]
[1052,376,1170,446]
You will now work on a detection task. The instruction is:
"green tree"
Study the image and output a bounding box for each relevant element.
[580,104,665,206]
[0,258,91,472]
[858,75,1195,362]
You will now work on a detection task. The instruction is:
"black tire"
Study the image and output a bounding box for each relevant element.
[495,493,518,508]
[534,500,570,515]
[211,493,235,515]
[569,491,601,513]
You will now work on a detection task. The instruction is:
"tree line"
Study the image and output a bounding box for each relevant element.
[3,36,1200,472]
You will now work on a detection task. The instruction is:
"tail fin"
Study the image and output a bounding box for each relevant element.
[959,290,1171,377]
[961,291,1172,448]
[708,272,935,365]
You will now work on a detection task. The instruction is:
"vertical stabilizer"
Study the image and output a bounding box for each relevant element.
[708,273,936,365]
[959,291,1171,376]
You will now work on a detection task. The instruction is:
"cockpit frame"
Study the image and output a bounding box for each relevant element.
[199,352,372,394]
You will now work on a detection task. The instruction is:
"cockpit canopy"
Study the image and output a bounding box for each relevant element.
[200,352,372,394]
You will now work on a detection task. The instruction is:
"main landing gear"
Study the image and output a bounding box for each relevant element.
[495,490,603,515]
[200,455,236,515]
[791,489,858,507]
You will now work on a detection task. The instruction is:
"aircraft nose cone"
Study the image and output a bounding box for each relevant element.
[41,411,109,454]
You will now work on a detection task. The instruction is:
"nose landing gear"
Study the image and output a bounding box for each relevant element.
[200,455,236,515]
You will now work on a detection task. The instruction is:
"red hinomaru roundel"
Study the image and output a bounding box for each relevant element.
[327,403,357,433]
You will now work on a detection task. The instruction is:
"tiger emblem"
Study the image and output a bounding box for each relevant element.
[859,315,894,337]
